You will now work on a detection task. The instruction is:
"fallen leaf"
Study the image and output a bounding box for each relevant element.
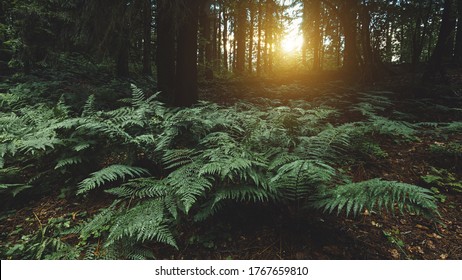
[432,233,442,239]
[416,224,430,231]
[371,221,382,228]
[426,240,436,250]
[389,249,400,259]
[416,246,424,254]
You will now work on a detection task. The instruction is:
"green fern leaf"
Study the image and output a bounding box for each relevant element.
[313,179,438,218]
[77,165,149,195]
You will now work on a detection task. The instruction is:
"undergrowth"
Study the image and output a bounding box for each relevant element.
[1,81,453,260]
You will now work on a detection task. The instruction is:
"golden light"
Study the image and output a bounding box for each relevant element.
[281,30,304,54]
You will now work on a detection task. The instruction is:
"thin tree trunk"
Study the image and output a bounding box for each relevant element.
[223,6,229,71]
[423,0,457,83]
[116,22,130,77]
[156,0,176,100]
[257,0,262,75]
[312,0,321,71]
[248,0,255,73]
[454,0,462,64]
[341,0,360,75]
[142,0,152,75]
[235,0,246,74]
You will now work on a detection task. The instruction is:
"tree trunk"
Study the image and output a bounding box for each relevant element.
[235,0,246,74]
[257,0,263,75]
[116,23,130,77]
[142,0,152,75]
[423,0,457,83]
[156,0,176,100]
[265,0,274,73]
[340,0,360,76]
[312,0,322,71]
[223,6,229,71]
[175,0,199,107]
[248,0,255,73]
[454,0,462,64]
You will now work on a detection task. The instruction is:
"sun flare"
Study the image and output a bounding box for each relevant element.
[281,31,304,54]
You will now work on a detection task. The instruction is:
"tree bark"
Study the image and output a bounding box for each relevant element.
[248,0,255,73]
[116,22,130,77]
[235,0,247,74]
[256,0,262,75]
[423,0,457,83]
[156,0,176,100]
[312,0,322,71]
[340,0,360,76]
[223,5,229,71]
[175,0,199,107]
[454,0,462,64]
[142,0,152,75]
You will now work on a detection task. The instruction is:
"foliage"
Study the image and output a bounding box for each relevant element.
[0,86,441,259]
[421,167,462,193]
[312,179,438,218]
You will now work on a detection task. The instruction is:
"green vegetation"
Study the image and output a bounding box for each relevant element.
[1,0,462,260]
[2,71,452,259]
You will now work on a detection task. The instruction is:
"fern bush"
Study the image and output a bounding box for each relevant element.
[1,86,441,259]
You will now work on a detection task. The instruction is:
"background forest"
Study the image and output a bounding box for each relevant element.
[0,0,461,260]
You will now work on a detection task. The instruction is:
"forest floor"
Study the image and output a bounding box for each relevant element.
[1,72,462,259]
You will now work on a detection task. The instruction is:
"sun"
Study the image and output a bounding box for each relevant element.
[281,31,304,54]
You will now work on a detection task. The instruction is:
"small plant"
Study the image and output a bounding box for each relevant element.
[2,215,79,260]
[421,167,462,193]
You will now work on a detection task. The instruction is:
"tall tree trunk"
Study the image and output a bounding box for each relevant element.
[265,0,274,73]
[216,4,222,70]
[199,1,213,78]
[360,2,376,82]
[411,0,433,70]
[248,0,255,73]
[423,0,457,83]
[454,0,462,64]
[340,0,360,76]
[235,0,246,74]
[312,0,322,71]
[142,0,152,75]
[156,0,176,100]
[223,6,229,71]
[257,0,263,75]
[116,22,130,77]
[175,0,199,107]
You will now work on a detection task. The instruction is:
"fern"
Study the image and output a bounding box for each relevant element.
[77,165,149,195]
[55,156,83,169]
[166,164,214,213]
[313,179,438,218]
[106,199,177,248]
[0,183,33,197]
[271,160,336,201]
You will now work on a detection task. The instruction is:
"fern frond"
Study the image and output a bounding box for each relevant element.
[312,179,438,218]
[107,199,177,249]
[106,178,169,199]
[79,201,121,240]
[55,156,82,169]
[213,185,274,204]
[81,94,96,117]
[162,149,195,169]
[166,164,214,213]
[77,165,149,195]
[0,183,33,197]
[271,160,335,201]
